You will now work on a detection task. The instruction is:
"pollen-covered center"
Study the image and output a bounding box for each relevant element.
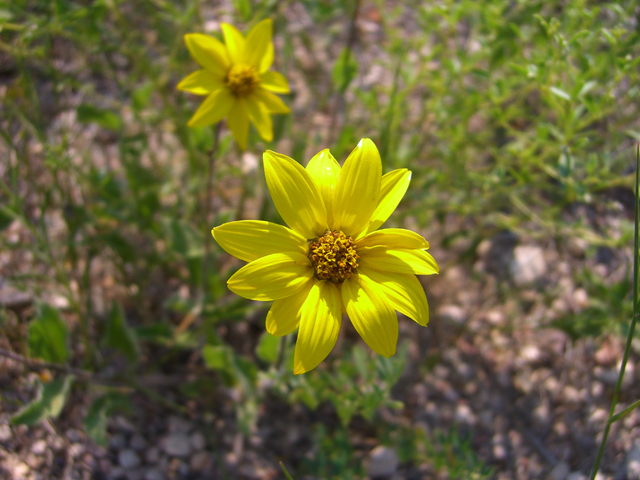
[308,230,359,283]
[226,64,260,97]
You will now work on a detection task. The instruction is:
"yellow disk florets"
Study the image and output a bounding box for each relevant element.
[226,64,260,97]
[308,230,359,283]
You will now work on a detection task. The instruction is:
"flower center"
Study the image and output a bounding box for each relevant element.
[308,230,359,283]
[226,64,260,97]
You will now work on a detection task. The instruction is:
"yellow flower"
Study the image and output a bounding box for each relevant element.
[212,139,439,374]
[177,19,290,150]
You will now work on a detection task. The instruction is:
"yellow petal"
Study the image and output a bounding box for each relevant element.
[187,89,234,128]
[333,139,381,237]
[212,220,307,263]
[177,69,225,95]
[356,228,429,251]
[260,42,274,73]
[246,97,273,142]
[306,149,340,228]
[266,280,313,336]
[260,71,290,93]
[358,267,429,326]
[227,252,312,301]
[227,98,249,150]
[364,169,411,236]
[263,150,328,239]
[358,248,439,275]
[184,34,230,77]
[293,280,342,374]
[252,88,290,113]
[342,274,398,357]
[244,19,272,69]
[220,23,245,65]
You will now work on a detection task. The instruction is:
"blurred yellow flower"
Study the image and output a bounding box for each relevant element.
[212,139,438,374]
[178,19,290,150]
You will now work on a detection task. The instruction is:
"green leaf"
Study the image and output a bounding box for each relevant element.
[77,104,122,131]
[232,0,252,21]
[85,392,132,446]
[12,376,74,425]
[104,302,139,364]
[131,82,154,112]
[0,204,16,232]
[549,86,571,101]
[28,304,69,364]
[255,332,280,364]
[332,47,358,93]
[202,344,232,370]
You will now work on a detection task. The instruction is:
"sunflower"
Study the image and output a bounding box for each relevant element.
[212,139,439,374]
[177,19,290,150]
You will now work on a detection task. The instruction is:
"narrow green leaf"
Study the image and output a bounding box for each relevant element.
[85,392,132,446]
[255,332,280,364]
[12,376,74,425]
[549,86,571,101]
[0,204,16,231]
[202,345,232,370]
[104,302,139,364]
[77,104,122,131]
[332,47,358,93]
[28,304,69,364]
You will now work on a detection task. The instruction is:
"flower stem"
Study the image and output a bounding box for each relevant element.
[589,143,640,479]
[202,123,222,298]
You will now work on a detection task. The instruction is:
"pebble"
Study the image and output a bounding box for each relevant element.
[145,447,160,464]
[627,441,640,479]
[167,416,193,434]
[0,424,11,442]
[118,449,141,469]
[31,439,47,455]
[190,432,206,451]
[144,469,165,480]
[366,445,399,478]
[190,451,213,472]
[162,433,192,457]
[549,462,570,480]
[567,473,587,480]
[129,434,147,451]
[509,245,547,286]
[437,304,466,326]
[110,433,127,450]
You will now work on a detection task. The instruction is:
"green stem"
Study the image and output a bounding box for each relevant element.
[201,123,222,298]
[589,144,640,479]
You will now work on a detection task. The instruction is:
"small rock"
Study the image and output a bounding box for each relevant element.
[69,443,84,458]
[129,434,147,451]
[509,245,547,286]
[145,446,160,464]
[566,237,588,257]
[162,433,192,457]
[437,304,466,326]
[32,439,48,455]
[167,416,193,434]
[567,472,587,480]
[109,466,125,480]
[110,433,127,450]
[190,451,214,472]
[144,469,165,480]
[65,428,84,443]
[118,449,141,469]
[549,462,570,480]
[0,424,11,442]
[190,432,206,451]
[367,446,399,478]
[12,462,29,478]
[114,416,136,433]
[627,441,640,479]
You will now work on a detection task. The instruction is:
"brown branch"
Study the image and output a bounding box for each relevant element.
[0,347,93,380]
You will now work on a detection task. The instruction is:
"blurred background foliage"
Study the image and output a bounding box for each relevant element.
[1,0,639,477]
